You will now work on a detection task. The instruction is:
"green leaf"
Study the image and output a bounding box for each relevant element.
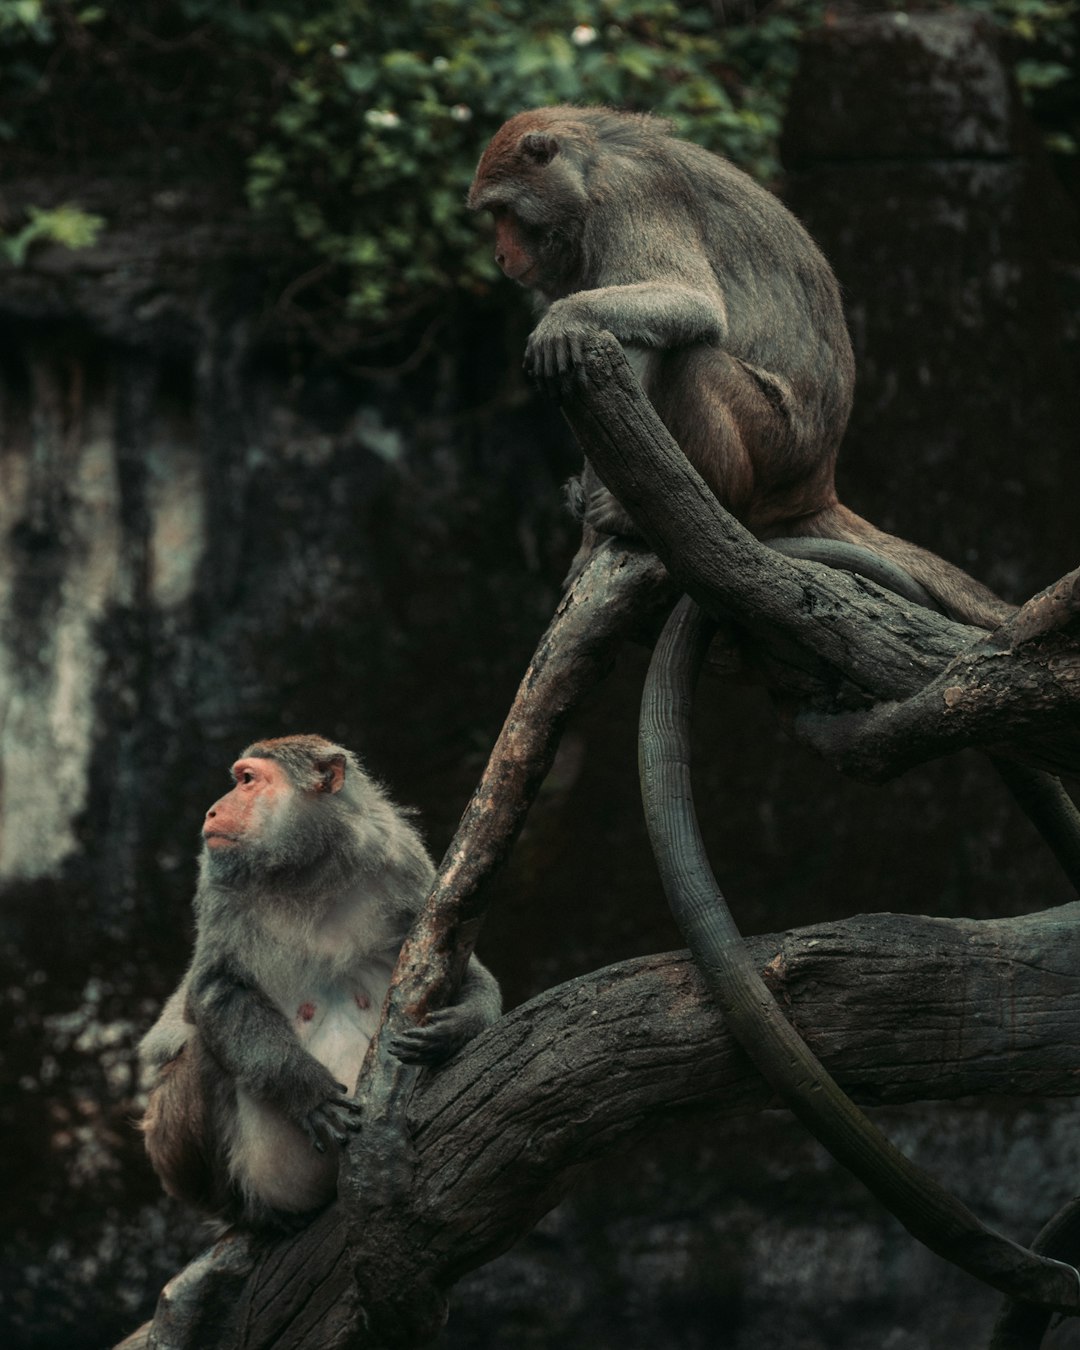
[1,204,105,266]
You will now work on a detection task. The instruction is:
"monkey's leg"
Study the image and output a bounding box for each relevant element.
[572,459,638,538]
[142,1046,219,1212]
[559,462,636,592]
[651,348,767,523]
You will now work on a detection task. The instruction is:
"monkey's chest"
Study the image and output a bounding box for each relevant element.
[286,971,389,1087]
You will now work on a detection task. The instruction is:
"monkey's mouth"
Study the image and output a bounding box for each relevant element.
[203,831,240,848]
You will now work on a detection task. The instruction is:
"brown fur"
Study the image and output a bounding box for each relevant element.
[469,106,1013,629]
[140,1047,219,1211]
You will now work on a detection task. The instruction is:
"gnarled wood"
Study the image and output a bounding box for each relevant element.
[125,334,1080,1350]
[120,905,1080,1347]
[557,333,1080,777]
[795,566,1080,781]
[338,542,674,1341]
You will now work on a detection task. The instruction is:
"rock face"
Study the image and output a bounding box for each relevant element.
[783,11,1080,613]
[2,12,1079,1350]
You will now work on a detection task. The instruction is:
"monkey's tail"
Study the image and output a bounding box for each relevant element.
[790,502,1015,630]
[640,595,1080,1316]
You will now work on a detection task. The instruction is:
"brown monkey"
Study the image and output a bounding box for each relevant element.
[139,735,500,1230]
[468,105,1013,628]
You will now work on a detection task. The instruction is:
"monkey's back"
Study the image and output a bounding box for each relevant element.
[667,138,855,446]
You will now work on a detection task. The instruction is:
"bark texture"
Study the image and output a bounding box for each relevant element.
[8,11,1080,1350]
[122,905,1080,1348]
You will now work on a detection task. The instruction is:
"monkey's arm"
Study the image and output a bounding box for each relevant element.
[390,955,501,1067]
[190,957,362,1149]
[527,280,726,383]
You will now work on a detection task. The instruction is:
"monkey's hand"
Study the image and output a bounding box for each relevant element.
[300,1083,364,1153]
[389,1008,480,1067]
[524,310,601,394]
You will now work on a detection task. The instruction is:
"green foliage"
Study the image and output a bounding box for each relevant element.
[1,0,1076,327]
[0,0,812,324]
[229,0,808,325]
[0,0,52,37]
[0,203,104,265]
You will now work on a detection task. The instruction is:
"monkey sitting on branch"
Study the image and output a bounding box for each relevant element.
[470,107,1080,1328]
[138,734,501,1231]
[468,105,1011,629]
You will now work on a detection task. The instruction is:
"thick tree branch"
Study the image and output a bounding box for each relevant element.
[557,333,1080,776]
[124,904,1080,1348]
[338,542,674,1338]
[559,336,965,693]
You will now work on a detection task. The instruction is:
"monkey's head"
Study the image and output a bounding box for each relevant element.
[468,106,674,296]
[200,734,367,889]
[468,109,587,292]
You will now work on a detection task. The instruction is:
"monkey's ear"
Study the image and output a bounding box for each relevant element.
[519,131,559,167]
[314,755,346,794]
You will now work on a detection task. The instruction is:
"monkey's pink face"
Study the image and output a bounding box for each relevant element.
[491,209,539,287]
[203,758,289,849]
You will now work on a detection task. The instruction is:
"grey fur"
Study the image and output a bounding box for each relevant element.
[139,736,500,1230]
[470,106,1013,629]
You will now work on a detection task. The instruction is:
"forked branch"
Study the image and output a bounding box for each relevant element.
[557,332,1080,777]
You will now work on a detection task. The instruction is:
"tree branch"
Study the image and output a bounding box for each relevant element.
[337,541,675,1338]
[124,904,1080,1348]
[557,333,1080,776]
[795,567,1080,780]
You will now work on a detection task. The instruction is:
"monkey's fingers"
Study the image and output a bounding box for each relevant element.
[565,330,590,375]
[301,1115,329,1153]
[555,333,589,384]
[390,1011,469,1066]
[388,1029,440,1065]
[563,473,587,521]
[523,334,557,386]
[525,329,580,391]
[330,1096,364,1124]
[303,1099,361,1151]
[323,1102,363,1139]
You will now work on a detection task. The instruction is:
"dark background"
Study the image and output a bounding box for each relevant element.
[2,10,1080,1349]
